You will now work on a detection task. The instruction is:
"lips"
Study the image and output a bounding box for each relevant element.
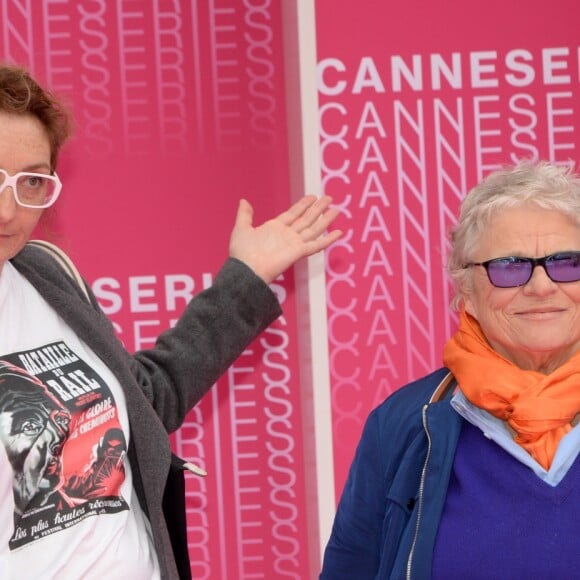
[515,308,566,318]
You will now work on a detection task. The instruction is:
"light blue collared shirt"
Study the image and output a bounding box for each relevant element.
[451,389,580,486]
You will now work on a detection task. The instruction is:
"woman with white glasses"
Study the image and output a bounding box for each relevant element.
[321,160,580,579]
[0,62,341,579]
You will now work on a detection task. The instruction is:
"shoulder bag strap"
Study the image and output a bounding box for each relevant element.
[27,239,90,302]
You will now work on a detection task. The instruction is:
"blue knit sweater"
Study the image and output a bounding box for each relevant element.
[432,420,580,579]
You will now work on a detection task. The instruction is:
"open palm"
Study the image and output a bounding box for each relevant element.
[229,195,342,283]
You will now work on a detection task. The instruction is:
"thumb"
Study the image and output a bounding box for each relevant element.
[235,198,254,229]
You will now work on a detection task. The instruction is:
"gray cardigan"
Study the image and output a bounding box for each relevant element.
[11,244,282,578]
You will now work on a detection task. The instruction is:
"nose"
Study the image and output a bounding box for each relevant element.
[522,263,558,295]
[0,184,17,222]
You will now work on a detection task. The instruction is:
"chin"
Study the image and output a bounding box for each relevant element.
[0,243,21,262]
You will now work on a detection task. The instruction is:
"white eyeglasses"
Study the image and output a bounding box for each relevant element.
[0,168,62,208]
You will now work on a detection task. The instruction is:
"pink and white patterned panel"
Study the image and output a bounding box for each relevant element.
[316,0,580,497]
[1,1,312,578]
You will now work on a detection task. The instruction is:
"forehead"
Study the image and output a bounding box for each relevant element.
[473,205,580,258]
[0,111,51,171]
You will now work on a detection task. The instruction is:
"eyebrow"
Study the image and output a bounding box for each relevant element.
[20,163,52,173]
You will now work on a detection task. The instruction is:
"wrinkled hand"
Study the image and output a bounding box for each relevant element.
[229,195,342,283]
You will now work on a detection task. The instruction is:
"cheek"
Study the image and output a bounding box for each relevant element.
[561,284,580,305]
[24,210,43,231]
[463,286,516,321]
[461,283,488,319]
[15,210,44,245]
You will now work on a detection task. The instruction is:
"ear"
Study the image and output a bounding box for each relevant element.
[455,269,478,318]
[462,293,477,319]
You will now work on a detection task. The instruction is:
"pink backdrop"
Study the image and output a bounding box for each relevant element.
[1,0,580,578]
[2,1,308,578]
[316,0,580,498]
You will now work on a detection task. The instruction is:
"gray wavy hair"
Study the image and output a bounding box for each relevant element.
[448,160,580,310]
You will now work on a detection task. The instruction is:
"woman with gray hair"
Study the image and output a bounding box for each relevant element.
[321,160,580,579]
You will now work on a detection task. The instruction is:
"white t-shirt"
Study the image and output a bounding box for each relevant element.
[0,262,160,579]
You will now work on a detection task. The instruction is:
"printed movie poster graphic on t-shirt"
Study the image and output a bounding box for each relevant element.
[0,341,129,549]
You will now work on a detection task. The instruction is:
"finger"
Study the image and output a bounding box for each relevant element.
[276,195,318,226]
[297,196,335,230]
[281,196,335,234]
[302,229,343,256]
[299,206,341,240]
[235,198,253,229]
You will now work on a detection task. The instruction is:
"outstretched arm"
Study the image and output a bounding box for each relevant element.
[229,195,342,283]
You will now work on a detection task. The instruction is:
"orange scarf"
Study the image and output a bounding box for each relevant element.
[443,309,580,470]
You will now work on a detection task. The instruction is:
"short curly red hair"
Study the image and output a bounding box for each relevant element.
[0,63,72,170]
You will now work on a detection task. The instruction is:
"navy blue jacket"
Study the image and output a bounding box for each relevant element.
[320,368,463,579]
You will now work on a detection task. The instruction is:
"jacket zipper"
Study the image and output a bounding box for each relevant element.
[406,403,432,580]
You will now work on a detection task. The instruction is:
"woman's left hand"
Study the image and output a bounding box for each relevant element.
[229,195,342,283]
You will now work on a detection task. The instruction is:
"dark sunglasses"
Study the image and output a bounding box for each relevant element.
[464,251,580,288]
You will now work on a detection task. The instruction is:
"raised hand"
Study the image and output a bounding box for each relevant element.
[229,195,342,283]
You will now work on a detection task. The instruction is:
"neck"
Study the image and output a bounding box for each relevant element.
[493,346,579,375]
